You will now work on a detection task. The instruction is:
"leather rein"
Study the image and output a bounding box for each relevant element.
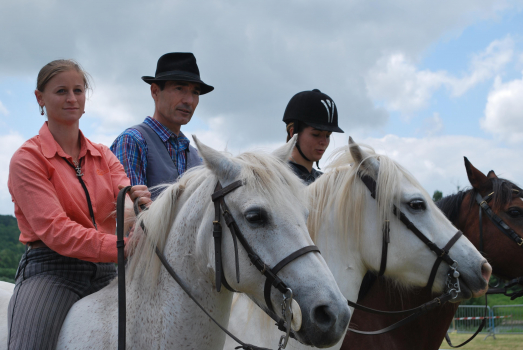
[347,173,464,335]
[116,180,320,350]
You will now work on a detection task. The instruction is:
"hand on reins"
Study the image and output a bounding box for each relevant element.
[118,184,152,209]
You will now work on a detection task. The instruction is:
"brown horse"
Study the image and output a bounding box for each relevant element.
[343,157,523,350]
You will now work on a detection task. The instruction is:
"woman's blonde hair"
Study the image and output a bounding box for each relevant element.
[36,59,92,92]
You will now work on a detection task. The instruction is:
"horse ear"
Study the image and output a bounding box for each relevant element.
[192,135,241,182]
[349,136,379,177]
[487,170,498,179]
[464,157,488,189]
[272,134,297,162]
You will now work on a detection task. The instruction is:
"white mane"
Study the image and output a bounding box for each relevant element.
[307,143,433,251]
[126,150,308,287]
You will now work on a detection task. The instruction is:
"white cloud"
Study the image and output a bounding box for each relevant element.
[421,112,444,136]
[0,0,518,147]
[481,72,523,144]
[0,132,25,215]
[365,37,514,115]
[354,134,523,197]
[365,53,451,114]
[0,101,8,116]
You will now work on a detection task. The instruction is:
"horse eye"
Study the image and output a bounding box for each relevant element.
[245,209,267,225]
[409,200,426,211]
[507,208,522,219]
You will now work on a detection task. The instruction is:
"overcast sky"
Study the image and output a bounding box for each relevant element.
[1,0,522,215]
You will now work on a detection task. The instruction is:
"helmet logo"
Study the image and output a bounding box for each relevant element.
[320,99,336,123]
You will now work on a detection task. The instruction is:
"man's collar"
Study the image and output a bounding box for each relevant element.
[144,116,190,144]
[40,122,101,159]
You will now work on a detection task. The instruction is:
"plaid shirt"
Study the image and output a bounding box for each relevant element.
[110,117,190,186]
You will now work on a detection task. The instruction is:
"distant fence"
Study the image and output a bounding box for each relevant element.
[450,304,523,334]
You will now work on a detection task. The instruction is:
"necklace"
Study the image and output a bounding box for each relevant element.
[72,159,84,177]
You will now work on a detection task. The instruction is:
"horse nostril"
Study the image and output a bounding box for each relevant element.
[311,305,337,332]
[482,262,492,283]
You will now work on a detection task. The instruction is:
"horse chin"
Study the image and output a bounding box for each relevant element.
[450,278,473,303]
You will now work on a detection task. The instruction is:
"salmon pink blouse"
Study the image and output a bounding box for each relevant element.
[8,122,130,263]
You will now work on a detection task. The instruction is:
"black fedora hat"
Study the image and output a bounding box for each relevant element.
[142,52,214,95]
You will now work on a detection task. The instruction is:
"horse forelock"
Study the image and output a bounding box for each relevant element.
[308,145,433,251]
[489,177,522,212]
[125,150,308,289]
[235,151,308,212]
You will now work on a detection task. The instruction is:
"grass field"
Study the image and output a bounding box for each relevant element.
[440,332,523,350]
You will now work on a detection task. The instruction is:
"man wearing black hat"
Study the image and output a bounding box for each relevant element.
[283,89,344,185]
[111,53,213,195]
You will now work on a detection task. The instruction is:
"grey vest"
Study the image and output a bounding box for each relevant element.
[133,122,202,194]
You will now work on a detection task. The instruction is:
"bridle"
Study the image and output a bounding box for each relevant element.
[477,189,523,253]
[211,180,320,347]
[442,187,523,348]
[116,180,321,350]
[479,188,523,299]
[347,172,464,335]
[359,173,463,296]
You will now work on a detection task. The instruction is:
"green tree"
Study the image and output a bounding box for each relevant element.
[0,214,24,283]
[432,190,443,202]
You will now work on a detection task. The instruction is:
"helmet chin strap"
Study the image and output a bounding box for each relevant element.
[295,140,320,170]
[295,142,311,162]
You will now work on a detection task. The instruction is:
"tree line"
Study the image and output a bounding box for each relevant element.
[0,214,24,283]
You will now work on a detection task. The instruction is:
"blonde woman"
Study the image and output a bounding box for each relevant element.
[7,59,151,350]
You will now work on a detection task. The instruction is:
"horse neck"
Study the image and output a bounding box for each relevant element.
[126,177,234,349]
[307,178,367,306]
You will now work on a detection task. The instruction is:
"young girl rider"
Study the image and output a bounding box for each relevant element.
[7,59,151,350]
[283,89,344,185]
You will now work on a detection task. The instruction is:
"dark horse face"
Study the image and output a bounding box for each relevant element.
[459,157,523,281]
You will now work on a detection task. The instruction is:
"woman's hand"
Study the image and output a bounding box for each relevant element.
[118,184,152,208]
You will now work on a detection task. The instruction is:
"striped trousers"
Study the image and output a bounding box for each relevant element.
[7,247,116,350]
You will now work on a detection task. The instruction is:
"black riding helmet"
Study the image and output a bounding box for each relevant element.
[283,89,344,133]
[283,89,344,168]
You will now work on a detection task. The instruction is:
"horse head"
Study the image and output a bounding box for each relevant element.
[129,136,351,348]
[308,138,491,306]
[457,157,523,281]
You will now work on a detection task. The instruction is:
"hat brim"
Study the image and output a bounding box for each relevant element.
[141,75,214,95]
[304,121,344,133]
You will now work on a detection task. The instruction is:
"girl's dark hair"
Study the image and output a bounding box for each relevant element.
[285,120,307,142]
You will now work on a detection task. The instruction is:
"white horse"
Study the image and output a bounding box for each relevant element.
[29,136,346,349]
[1,138,351,350]
[0,282,14,348]
[225,139,491,350]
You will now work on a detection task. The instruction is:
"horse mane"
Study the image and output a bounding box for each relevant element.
[436,191,467,224]
[125,150,307,288]
[437,177,522,222]
[307,143,433,255]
